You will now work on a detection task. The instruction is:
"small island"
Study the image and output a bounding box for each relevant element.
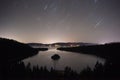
[51,54,60,60]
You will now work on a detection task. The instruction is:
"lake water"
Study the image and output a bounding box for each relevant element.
[23,49,105,72]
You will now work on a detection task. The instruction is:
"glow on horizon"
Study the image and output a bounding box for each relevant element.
[0,31,119,44]
[32,38,76,44]
[0,0,120,44]
[0,35,119,44]
[0,36,72,44]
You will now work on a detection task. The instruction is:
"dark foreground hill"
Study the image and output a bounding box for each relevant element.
[0,38,49,80]
[0,38,43,63]
[58,42,120,60]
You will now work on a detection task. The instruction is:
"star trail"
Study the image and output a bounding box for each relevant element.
[0,0,120,43]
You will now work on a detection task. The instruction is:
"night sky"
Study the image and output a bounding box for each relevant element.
[0,0,120,43]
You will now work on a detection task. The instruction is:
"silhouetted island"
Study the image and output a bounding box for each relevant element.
[51,54,60,60]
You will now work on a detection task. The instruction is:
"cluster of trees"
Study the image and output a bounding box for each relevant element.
[1,60,119,80]
[80,60,120,80]
[1,61,77,80]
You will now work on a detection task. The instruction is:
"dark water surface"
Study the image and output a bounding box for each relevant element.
[23,49,105,72]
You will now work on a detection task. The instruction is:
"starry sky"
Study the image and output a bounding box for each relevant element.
[0,0,120,43]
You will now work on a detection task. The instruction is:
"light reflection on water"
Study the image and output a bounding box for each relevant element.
[23,49,105,72]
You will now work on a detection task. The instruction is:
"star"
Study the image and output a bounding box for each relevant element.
[44,4,48,10]
[94,18,103,28]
